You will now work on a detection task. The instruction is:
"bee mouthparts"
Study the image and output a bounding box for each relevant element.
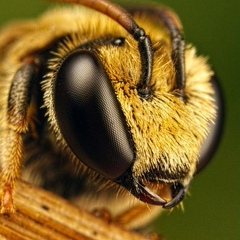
[132,180,167,205]
[116,171,187,208]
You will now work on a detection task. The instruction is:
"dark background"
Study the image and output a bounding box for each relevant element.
[0,0,239,239]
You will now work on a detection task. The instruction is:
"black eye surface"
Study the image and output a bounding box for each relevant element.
[196,76,224,174]
[54,50,135,179]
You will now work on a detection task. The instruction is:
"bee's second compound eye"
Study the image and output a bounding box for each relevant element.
[54,50,135,180]
[196,76,224,174]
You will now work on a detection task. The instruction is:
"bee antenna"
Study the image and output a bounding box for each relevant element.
[48,0,153,99]
[129,7,186,100]
[132,28,153,99]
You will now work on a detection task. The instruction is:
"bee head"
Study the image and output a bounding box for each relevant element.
[44,2,223,209]
[50,35,222,209]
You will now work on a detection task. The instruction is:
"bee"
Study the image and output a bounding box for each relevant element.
[0,0,223,229]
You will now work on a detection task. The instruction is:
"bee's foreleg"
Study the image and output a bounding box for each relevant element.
[0,57,41,213]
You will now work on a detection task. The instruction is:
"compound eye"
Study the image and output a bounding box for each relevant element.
[196,76,224,174]
[54,50,134,179]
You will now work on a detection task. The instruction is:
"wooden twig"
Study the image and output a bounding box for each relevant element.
[0,180,152,240]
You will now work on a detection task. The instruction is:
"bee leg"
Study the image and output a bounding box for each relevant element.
[0,57,41,213]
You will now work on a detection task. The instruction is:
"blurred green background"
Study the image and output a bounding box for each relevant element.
[0,0,238,239]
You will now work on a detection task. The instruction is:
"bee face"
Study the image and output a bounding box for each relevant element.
[41,7,222,208]
[0,0,223,218]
